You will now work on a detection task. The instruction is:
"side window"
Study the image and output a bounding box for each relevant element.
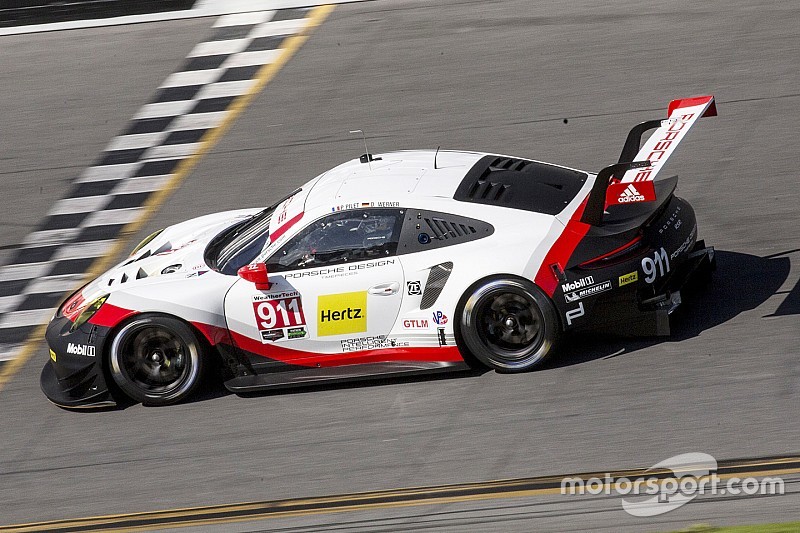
[268,209,403,272]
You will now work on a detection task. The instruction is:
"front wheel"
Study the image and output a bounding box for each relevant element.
[109,315,206,406]
[458,278,560,372]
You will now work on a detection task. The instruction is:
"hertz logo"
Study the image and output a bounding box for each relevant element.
[619,271,639,287]
[321,308,362,321]
[317,292,367,336]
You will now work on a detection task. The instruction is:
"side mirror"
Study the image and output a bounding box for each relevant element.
[237,263,271,291]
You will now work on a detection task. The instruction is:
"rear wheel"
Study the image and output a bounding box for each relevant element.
[109,315,205,406]
[458,278,560,371]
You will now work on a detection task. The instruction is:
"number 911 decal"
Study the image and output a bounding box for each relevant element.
[641,247,670,284]
[252,293,307,342]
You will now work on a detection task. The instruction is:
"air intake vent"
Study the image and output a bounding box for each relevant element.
[421,262,453,310]
[454,154,588,215]
[398,209,493,254]
[487,157,530,173]
[465,180,509,202]
[423,218,477,240]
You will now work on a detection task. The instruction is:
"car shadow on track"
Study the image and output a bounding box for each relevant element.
[115,250,793,408]
[157,363,490,407]
[543,249,794,369]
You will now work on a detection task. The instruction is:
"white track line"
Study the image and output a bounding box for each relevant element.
[77,163,143,184]
[22,229,82,248]
[107,132,169,152]
[24,274,86,295]
[190,38,252,58]
[0,309,56,329]
[109,175,172,195]
[0,0,362,37]
[80,208,145,228]
[48,196,111,216]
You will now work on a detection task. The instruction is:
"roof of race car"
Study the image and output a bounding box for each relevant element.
[302,149,589,215]
[303,150,483,211]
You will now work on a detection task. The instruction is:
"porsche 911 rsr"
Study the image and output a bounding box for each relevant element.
[41,96,717,408]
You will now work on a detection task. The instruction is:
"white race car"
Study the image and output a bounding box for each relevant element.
[41,96,717,408]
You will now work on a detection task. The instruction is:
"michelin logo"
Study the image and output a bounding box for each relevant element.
[66,343,95,357]
[564,280,612,302]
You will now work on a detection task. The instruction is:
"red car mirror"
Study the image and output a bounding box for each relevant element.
[237,263,271,291]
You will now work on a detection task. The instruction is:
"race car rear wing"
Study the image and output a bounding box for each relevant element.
[581,95,717,226]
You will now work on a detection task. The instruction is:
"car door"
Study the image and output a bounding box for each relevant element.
[223,208,405,367]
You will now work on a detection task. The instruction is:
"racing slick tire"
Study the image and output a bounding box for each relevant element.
[108,315,206,406]
[457,277,560,372]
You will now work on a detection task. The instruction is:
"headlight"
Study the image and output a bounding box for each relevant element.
[58,283,88,318]
[130,229,164,257]
[70,295,108,332]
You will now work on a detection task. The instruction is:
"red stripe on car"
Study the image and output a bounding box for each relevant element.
[88,303,138,328]
[269,212,303,243]
[534,200,590,296]
[228,329,463,368]
[191,321,233,346]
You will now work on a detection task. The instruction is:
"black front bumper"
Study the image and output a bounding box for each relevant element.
[40,315,116,409]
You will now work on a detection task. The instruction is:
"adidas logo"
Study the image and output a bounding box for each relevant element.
[618,184,646,203]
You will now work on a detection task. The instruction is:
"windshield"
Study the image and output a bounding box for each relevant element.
[208,188,303,275]
[213,207,275,275]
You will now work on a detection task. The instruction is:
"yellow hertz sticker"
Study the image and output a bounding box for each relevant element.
[317,291,367,336]
[619,271,639,287]
[49,350,57,362]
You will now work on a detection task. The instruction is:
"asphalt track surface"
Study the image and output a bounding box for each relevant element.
[1,0,799,531]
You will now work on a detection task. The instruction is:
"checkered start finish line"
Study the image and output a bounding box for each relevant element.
[0,7,319,365]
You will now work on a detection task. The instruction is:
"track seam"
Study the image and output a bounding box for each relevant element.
[1,454,797,532]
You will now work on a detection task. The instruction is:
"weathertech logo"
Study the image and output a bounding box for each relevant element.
[618,184,645,203]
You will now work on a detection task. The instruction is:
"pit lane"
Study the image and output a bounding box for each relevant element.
[0,0,798,531]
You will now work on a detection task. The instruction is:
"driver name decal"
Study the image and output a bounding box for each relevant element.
[318,291,367,336]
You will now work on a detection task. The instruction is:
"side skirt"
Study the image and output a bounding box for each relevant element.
[223,361,470,392]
